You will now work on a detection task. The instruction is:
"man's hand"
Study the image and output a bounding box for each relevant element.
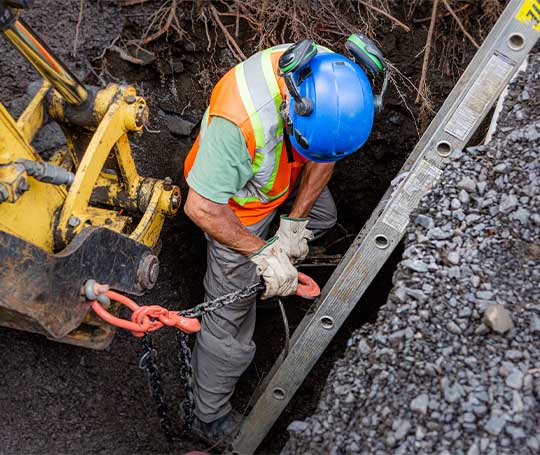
[184,188,265,256]
[249,237,297,299]
[275,215,314,264]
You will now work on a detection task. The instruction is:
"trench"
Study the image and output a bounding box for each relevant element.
[0,2,486,454]
[121,34,415,455]
[119,21,423,452]
[123,67,410,454]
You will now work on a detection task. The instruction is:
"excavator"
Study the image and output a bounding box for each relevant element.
[0,0,183,349]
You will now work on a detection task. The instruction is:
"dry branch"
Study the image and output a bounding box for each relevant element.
[416,0,439,103]
[72,0,84,58]
[231,0,365,49]
[215,12,259,28]
[441,0,479,49]
[235,2,240,38]
[208,4,246,62]
[109,45,155,65]
[141,0,181,45]
[358,0,411,32]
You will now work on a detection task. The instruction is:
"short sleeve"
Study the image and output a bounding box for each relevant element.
[187,116,253,204]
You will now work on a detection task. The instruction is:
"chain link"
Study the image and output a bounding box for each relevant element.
[178,282,264,319]
[176,330,194,434]
[139,334,174,441]
[138,282,264,438]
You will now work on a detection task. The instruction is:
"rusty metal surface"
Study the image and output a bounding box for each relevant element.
[0,227,154,340]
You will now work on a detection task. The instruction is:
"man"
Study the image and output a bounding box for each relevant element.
[183,38,376,446]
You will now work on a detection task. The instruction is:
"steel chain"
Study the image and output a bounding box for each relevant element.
[176,330,195,434]
[178,282,265,319]
[138,282,264,438]
[139,334,174,441]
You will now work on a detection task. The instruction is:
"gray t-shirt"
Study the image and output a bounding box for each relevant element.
[187,116,253,204]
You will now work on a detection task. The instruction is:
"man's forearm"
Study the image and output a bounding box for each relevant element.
[289,162,335,218]
[185,189,265,256]
[194,206,265,255]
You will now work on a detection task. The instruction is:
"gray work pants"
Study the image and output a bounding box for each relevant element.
[191,187,337,423]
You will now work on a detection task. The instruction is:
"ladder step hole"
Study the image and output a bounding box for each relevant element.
[272,387,286,400]
[320,316,335,330]
[436,140,452,157]
[374,234,389,249]
[508,33,525,51]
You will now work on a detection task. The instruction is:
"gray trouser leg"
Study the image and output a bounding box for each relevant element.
[191,186,337,423]
[191,216,272,423]
[281,186,338,238]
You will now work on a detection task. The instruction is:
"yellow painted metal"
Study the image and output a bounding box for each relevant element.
[130,179,180,247]
[56,86,146,244]
[0,100,41,163]
[1,18,180,348]
[48,146,72,168]
[16,81,50,143]
[114,132,142,200]
[0,161,26,202]
[1,81,178,255]
[4,20,88,106]
[48,82,120,127]
[93,83,125,121]
[83,206,132,233]
[0,101,65,251]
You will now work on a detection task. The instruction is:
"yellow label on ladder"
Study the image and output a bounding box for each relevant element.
[517,0,540,31]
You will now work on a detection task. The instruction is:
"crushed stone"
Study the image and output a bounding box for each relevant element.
[283,52,540,455]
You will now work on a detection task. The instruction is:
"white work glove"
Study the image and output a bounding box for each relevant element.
[250,237,298,300]
[274,215,314,265]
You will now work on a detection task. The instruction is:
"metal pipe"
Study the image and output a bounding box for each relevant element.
[2,17,88,106]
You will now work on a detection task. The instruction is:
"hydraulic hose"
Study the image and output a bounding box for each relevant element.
[1,11,88,106]
[17,159,74,187]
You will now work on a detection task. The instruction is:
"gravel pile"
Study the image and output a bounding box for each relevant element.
[283,53,540,455]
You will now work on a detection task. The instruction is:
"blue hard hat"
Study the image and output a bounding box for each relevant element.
[288,53,374,162]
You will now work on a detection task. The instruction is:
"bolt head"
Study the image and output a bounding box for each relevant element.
[68,216,80,227]
[125,95,136,104]
[163,176,173,191]
[17,178,29,194]
[171,193,180,211]
[137,254,159,290]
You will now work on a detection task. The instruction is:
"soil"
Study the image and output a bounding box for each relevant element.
[0,1,482,454]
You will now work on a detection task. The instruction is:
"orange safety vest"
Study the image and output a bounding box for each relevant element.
[184,45,307,226]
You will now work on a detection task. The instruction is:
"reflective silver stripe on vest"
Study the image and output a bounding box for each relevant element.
[232,45,290,205]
